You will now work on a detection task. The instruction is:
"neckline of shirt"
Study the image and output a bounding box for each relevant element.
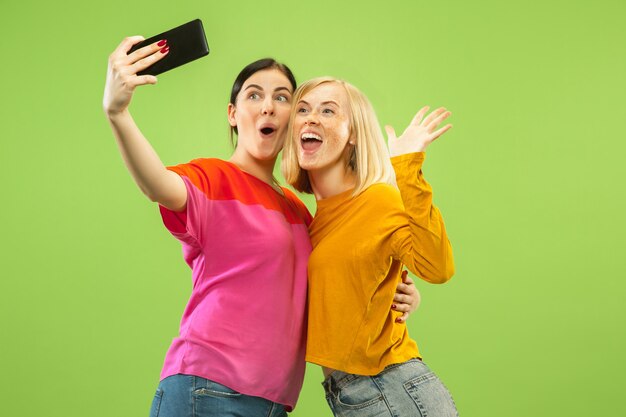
[221,159,288,198]
[315,187,356,210]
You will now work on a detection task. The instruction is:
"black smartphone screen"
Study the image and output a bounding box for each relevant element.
[127,19,210,76]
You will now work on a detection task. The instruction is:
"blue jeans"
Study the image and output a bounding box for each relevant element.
[149,374,287,417]
[322,359,458,417]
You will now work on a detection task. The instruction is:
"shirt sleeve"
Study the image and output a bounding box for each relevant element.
[158,160,212,247]
[389,152,455,283]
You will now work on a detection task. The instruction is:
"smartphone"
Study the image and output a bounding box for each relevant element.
[128,19,210,76]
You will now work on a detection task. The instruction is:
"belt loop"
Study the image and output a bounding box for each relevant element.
[326,374,337,395]
[322,375,332,395]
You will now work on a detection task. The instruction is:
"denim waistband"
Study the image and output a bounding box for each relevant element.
[322,358,422,391]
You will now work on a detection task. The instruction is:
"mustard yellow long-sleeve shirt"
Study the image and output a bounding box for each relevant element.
[306,152,454,375]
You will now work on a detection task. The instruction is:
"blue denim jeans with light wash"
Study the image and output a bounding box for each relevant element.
[322,359,458,417]
[149,374,287,417]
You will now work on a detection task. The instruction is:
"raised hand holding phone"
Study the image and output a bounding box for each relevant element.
[102,37,169,116]
[127,19,209,76]
[102,34,186,213]
[103,19,209,116]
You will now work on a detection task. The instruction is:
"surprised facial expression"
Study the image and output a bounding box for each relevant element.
[228,69,293,161]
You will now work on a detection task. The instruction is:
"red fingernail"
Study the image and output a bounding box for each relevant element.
[157,39,167,47]
[160,46,170,54]
[392,304,397,309]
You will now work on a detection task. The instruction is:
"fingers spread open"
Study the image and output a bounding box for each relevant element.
[427,110,451,131]
[411,106,430,126]
[422,107,446,127]
[430,124,453,141]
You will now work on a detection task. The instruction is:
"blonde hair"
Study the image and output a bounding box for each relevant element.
[282,77,394,196]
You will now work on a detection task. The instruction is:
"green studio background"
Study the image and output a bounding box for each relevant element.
[1,0,624,416]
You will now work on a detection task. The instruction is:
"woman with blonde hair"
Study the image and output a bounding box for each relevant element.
[283,77,458,416]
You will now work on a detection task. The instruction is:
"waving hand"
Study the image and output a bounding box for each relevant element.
[385,106,452,157]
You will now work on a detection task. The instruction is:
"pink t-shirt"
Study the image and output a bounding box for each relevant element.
[158,158,312,411]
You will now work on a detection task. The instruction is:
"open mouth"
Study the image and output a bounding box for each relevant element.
[301,132,323,151]
[259,123,278,137]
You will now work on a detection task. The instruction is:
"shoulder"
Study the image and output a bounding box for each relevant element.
[361,182,401,201]
[355,183,403,212]
[282,187,308,211]
[165,158,242,195]
[167,158,243,181]
[282,187,301,202]
[173,158,230,174]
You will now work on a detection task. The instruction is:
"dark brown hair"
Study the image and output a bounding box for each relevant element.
[229,58,297,146]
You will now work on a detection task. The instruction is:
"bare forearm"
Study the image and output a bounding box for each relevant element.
[107,109,185,209]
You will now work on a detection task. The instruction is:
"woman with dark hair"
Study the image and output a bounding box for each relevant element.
[102,38,420,416]
[104,37,308,417]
